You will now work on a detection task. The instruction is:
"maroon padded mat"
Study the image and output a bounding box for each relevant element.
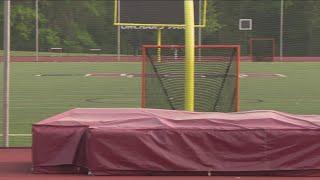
[32,108,320,176]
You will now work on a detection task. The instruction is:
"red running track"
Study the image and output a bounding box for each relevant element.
[0,148,317,180]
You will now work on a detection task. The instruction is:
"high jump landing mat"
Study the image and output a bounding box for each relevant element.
[32,108,320,176]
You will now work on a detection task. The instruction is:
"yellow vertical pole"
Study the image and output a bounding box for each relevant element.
[184,0,195,111]
[157,28,162,62]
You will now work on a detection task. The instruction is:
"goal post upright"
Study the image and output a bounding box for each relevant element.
[184,0,195,112]
[114,0,209,112]
[157,28,162,62]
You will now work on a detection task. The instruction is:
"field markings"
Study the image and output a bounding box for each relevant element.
[35,72,287,79]
[240,73,287,78]
[35,72,139,78]
[0,134,32,137]
[240,74,249,78]
[275,73,287,77]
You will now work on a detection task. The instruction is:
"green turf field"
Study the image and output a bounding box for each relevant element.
[0,62,320,146]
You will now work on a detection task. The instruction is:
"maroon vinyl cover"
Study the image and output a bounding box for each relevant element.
[32,108,320,176]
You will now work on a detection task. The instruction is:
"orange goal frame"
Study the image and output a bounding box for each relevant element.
[141,45,241,112]
[249,38,276,61]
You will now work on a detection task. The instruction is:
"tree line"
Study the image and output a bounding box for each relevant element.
[0,0,319,56]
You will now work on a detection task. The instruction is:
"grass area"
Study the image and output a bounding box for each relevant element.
[240,62,320,114]
[0,62,141,146]
[0,62,319,146]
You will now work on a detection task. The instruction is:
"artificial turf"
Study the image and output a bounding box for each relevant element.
[0,62,319,146]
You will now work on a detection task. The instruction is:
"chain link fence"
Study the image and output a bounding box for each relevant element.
[1,0,320,147]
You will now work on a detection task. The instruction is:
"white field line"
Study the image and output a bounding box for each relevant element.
[239,74,248,78]
[0,134,32,137]
[275,73,287,77]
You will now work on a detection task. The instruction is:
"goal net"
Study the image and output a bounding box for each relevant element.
[142,45,240,112]
[250,38,275,62]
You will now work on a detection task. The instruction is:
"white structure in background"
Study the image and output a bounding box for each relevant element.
[239,19,253,31]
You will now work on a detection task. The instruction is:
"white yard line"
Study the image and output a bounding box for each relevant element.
[240,74,248,78]
[0,134,32,137]
[275,73,287,77]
